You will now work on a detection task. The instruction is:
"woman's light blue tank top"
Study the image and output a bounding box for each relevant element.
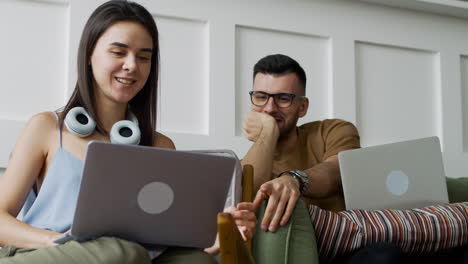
[19,112,166,258]
[20,112,84,233]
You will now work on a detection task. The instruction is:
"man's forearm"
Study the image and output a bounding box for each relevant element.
[302,155,342,199]
[241,132,278,192]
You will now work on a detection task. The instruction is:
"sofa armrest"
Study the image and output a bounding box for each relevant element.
[253,199,319,264]
[446,177,468,203]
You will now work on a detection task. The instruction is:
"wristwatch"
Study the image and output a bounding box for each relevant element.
[279,169,309,195]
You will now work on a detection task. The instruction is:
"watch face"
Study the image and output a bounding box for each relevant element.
[290,170,308,195]
[292,170,309,187]
[293,169,308,178]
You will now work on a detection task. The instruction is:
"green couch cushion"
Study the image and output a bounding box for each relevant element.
[253,199,319,264]
[446,177,468,203]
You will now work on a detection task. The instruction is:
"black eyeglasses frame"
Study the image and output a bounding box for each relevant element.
[248,91,306,108]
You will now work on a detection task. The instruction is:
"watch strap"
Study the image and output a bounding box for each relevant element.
[279,170,306,194]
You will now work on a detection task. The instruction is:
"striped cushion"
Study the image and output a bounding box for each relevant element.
[308,202,468,261]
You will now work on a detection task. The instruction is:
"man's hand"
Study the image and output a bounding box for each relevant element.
[252,175,300,232]
[224,202,257,241]
[243,111,279,142]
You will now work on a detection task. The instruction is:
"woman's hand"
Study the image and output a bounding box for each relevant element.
[205,204,257,255]
[224,202,257,241]
[44,229,70,248]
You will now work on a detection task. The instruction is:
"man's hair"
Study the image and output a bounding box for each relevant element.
[253,54,306,93]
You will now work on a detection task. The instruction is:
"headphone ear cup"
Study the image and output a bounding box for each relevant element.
[110,120,141,145]
[64,107,96,137]
[127,111,139,127]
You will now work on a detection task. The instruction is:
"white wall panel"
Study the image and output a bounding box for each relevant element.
[1,0,468,177]
[0,1,68,168]
[355,42,441,147]
[0,1,67,120]
[156,16,209,135]
[235,26,331,136]
[461,56,468,152]
[0,119,24,168]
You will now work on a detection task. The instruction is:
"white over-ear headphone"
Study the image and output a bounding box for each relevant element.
[64,107,141,145]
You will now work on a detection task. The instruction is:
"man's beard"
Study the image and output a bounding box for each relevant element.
[278,115,300,141]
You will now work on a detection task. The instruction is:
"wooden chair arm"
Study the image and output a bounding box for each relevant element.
[218,164,255,263]
[217,212,254,264]
[242,164,254,203]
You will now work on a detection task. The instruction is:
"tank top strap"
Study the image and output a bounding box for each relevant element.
[52,111,63,148]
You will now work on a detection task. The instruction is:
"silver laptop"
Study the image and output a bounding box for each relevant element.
[55,141,236,248]
[338,137,449,210]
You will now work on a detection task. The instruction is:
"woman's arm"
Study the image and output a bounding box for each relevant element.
[0,113,64,248]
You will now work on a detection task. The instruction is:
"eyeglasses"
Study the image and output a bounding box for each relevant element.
[249,91,306,108]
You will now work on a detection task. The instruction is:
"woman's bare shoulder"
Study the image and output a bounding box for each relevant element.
[153,132,175,150]
[29,111,58,125]
[25,112,58,137]
[20,112,58,151]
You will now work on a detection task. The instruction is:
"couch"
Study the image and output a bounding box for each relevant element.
[219,176,468,264]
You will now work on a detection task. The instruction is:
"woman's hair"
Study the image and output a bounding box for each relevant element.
[62,0,159,146]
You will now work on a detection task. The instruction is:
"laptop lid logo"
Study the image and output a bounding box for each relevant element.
[386,170,409,196]
[138,182,174,214]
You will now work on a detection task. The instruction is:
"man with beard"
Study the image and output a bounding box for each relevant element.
[242,55,468,263]
[242,54,360,233]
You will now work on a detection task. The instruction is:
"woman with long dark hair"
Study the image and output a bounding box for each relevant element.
[0,1,255,263]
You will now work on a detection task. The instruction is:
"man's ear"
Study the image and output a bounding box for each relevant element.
[298,97,309,118]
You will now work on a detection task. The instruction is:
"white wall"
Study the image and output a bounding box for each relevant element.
[1,0,468,177]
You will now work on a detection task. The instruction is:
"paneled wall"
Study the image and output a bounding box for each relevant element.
[1,0,468,178]
[355,42,441,147]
